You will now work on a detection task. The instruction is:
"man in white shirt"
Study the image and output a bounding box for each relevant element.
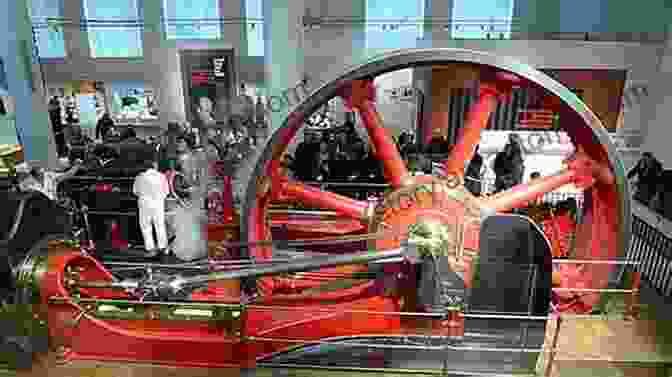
[133,160,170,254]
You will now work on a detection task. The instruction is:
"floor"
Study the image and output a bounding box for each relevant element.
[543,281,672,377]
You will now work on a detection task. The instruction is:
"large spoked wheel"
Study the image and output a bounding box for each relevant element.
[241,49,630,307]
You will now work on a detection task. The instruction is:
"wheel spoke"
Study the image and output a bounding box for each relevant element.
[339,79,410,188]
[443,88,499,178]
[278,180,373,222]
[484,169,592,213]
[269,210,366,235]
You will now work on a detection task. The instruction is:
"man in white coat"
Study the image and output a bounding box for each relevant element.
[133,160,170,255]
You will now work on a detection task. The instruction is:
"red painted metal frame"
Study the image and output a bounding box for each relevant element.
[42,249,402,368]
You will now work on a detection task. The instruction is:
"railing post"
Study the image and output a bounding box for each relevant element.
[544,314,563,377]
[625,271,642,321]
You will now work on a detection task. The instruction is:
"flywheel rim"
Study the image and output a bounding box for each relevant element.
[241,48,631,296]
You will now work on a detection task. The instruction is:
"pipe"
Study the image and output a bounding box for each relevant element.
[74,246,411,293]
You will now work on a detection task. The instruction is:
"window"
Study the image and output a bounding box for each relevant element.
[163,0,221,40]
[83,0,143,58]
[246,0,264,56]
[30,0,67,58]
[451,0,514,39]
[365,0,425,50]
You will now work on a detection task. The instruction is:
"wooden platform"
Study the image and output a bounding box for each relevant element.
[541,317,672,377]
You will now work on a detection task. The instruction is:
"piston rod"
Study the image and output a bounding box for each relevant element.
[172,246,411,290]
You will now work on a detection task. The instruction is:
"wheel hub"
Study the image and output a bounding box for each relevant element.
[369,176,482,283]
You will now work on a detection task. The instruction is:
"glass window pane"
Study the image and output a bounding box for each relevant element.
[31,0,67,58]
[246,0,264,56]
[365,0,425,50]
[451,0,514,39]
[84,0,143,57]
[163,0,221,39]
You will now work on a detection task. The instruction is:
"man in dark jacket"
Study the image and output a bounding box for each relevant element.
[96,113,115,141]
[494,134,525,193]
[49,97,67,157]
[158,122,186,171]
[465,145,484,196]
[292,133,321,181]
[628,152,662,205]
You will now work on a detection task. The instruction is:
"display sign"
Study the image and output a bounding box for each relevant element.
[179,49,235,123]
[213,57,227,78]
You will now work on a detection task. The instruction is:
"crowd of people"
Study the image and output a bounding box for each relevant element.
[289,115,379,182]
[286,120,531,200]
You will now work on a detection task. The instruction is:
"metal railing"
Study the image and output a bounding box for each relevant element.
[627,214,672,296]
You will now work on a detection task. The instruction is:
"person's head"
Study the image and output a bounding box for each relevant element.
[198,97,213,112]
[30,166,45,182]
[398,132,410,145]
[144,159,157,171]
[556,199,577,216]
[167,122,180,132]
[530,171,541,180]
[106,126,120,138]
[509,133,521,145]
[122,127,137,140]
[642,152,655,166]
[48,97,60,111]
[71,124,82,136]
[176,137,188,153]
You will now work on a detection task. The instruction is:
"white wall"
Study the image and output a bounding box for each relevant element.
[36,0,663,140]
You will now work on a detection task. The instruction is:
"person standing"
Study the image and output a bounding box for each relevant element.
[465,145,484,196]
[627,152,662,205]
[493,134,525,193]
[30,158,83,201]
[96,113,115,141]
[49,97,67,157]
[159,122,186,171]
[133,160,170,256]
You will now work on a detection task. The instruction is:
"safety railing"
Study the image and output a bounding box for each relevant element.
[628,214,672,297]
[244,258,642,377]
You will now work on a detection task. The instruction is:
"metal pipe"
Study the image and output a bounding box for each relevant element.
[302,182,390,189]
[552,288,634,293]
[267,209,340,216]
[552,259,639,265]
[177,247,406,288]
